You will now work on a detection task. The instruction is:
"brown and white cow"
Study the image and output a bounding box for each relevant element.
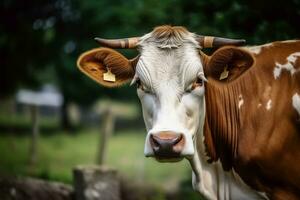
[77,25,300,200]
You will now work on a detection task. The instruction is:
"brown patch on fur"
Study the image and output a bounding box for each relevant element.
[77,48,138,87]
[202,40,300,197]
[142,25,192,48]
[201,47,255,169]
[203,80,243,170]
[151,25,189,40]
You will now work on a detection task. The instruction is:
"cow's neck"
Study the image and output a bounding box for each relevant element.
[199,52,241,168]
[189,96,265,200]
[188,68,268,199]
[203,80,244,170]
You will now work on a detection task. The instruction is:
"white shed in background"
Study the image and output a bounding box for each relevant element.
[16,84,63,166]
[16,84,63,107]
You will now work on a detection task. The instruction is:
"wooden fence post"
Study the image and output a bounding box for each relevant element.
[73,165,120,200]
[97,107,115,165]
[29,105,39,166]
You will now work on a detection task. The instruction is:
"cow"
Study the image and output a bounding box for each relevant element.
[77,25,300,200]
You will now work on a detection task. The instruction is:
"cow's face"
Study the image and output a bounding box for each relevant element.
[134,34,206,161]
[77,25,246,162]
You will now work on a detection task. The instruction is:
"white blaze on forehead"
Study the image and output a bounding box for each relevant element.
[136,37,203,93]
[292,93,300,115]
[273,52,300,79]
[266,99,272,110]
[238,94,244,109]
[137,30,205,157]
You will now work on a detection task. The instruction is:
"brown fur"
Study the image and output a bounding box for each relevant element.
[141,25,192,49]
[202,47,255,169]
[151,25,189,40]
[202,41,300,199]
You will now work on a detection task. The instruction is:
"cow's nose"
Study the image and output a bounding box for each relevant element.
[150,131,185,158]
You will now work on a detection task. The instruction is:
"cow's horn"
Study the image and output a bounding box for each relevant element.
[94,37,140,49]
[196,35,246,48]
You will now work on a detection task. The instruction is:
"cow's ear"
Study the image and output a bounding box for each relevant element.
[77,48,137,87]
[205,46,254,82]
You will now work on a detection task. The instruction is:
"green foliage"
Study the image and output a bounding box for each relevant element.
[1,0,299,104]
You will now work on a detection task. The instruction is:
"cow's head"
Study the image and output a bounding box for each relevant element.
[77,25,249,162]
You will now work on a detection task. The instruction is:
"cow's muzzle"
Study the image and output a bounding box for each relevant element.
[149,131,185,160]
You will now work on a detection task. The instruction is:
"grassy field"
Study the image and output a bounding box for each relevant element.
[0,129,192,191]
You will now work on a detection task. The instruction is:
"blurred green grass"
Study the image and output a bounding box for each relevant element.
[0,129,191,189]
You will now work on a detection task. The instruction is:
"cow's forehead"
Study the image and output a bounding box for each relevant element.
[135,27,203,91]
[136,44,203,92]
[138,26,200,49]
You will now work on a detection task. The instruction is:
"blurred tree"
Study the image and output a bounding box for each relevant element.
[1,0,299,128]
[1,0,58,97]
[0,0,140,129]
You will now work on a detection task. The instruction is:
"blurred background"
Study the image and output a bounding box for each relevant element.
[1,0,299,199]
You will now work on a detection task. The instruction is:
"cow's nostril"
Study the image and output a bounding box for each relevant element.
[172,134,183,145]
[150,132,185,157]
[150,135,161,152]
[151,135,160,147]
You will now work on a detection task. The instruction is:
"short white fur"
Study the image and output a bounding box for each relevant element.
[273,52,300,79]
[292,93,300,116]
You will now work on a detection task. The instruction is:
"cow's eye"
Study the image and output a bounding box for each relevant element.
[136,79,151,93]
[192,78,203,89]
[186,78,203,92]
[136,79,141,88]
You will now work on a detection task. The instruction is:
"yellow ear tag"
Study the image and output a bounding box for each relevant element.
[103,68,116,82]
[219,66,229,80]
